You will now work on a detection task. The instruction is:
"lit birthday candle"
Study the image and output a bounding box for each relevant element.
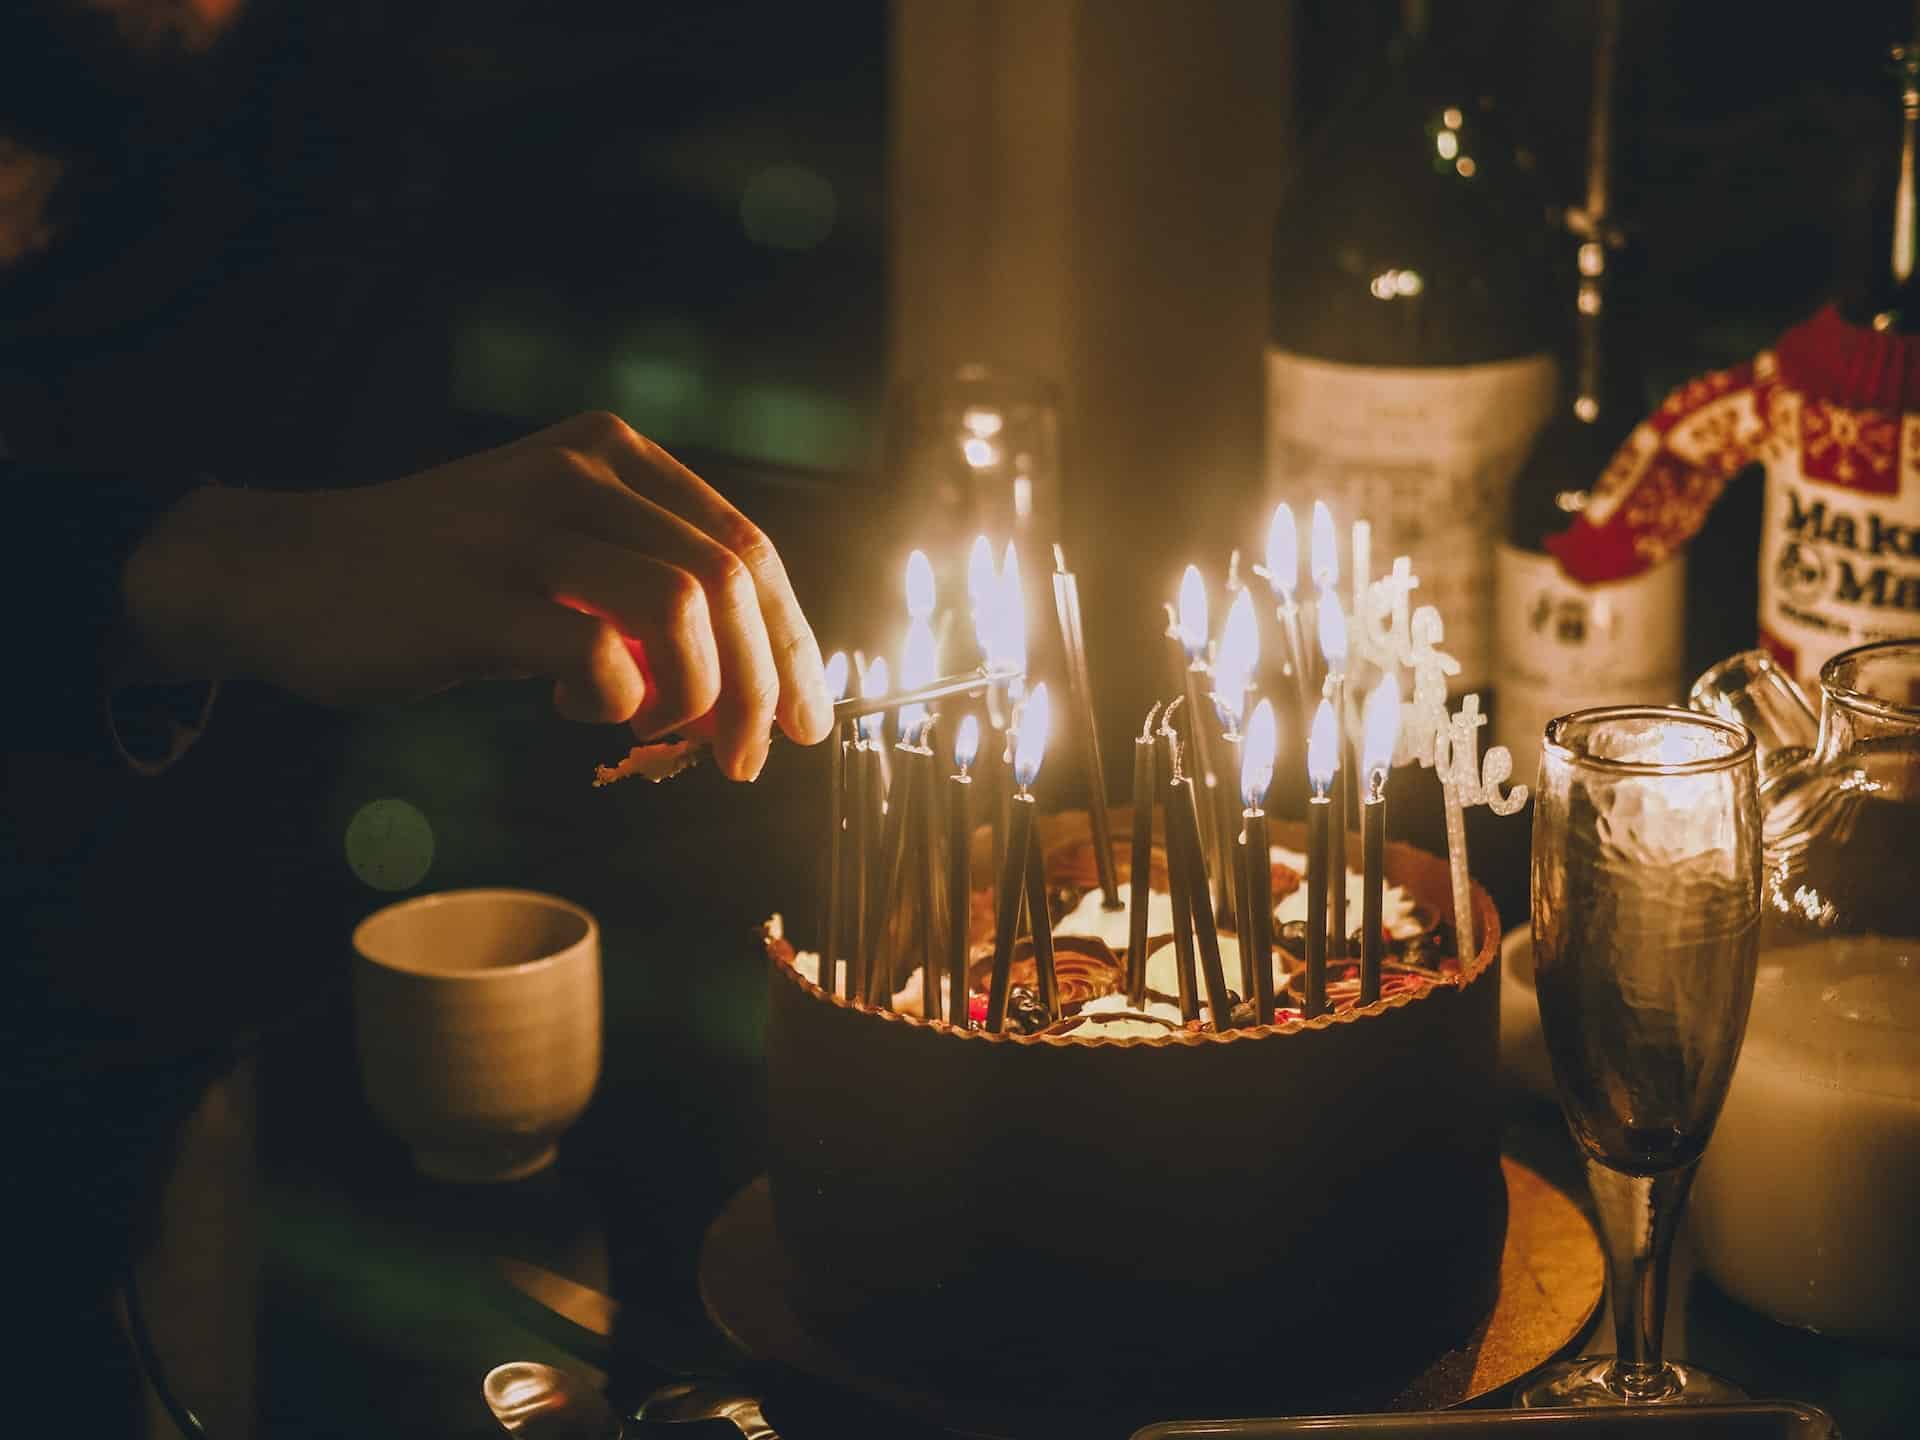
[1305,697,1337,1019]
[987,683,1051,1032]
[946,714,979,1027]
[852,655,889,1003]
[1240,697,1278,1025]
[821,650,851,996]
[1212,585,1259,958]
[1319,593,1351,963]
[1175,565,1225,923]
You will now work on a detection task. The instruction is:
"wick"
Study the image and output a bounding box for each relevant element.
[1159,696,1187,782]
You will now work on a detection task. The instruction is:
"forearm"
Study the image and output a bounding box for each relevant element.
[118,482,277,689]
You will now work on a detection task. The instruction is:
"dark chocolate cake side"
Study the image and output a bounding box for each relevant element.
[763,819,1505,1418]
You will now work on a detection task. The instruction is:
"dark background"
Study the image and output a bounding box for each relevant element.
[5,1,1919,1433]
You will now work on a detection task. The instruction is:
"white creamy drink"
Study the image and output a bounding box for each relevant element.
[1691,936,1920,1345]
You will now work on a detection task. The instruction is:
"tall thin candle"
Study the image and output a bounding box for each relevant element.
[851,658,889,1002]
[1212,588,1259,935]
[821,652,850,998]
[898,555,941,1012]
[986,684,1050,1032]
[1171,767,1235,1030]
[1304,698,1338,1019]
[1024,823,1059,1020]
[1320,594,1350,962]
[1233,818,1256,999]
[1176,566,1225,922]
[867,734,918,1006]
[1127,704,1160,1007]
[947,716,978,1026]
[1360,677,1401,1007]
[986,794,1034,1032]
[1241,698,1279,1025]
[1158,708,1200,1024]
[1052,544,1120,909]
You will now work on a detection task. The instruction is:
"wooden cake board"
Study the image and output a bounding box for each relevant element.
[697,1157,1603,1438]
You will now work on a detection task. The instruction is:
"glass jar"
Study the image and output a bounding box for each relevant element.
[1688,639,1920,1346]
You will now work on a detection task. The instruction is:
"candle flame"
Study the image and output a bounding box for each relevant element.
[994,543,1026,674]
[955,713,980,772]
[824,650,849,701]
[1266,503,1298,596]
[1177,564,1208,659]
[1318,590,1348,672]
[967,534,996,656]
[858,655,890,742]
[1307,697,1338,795]
[1217,588,1259,693]
[1242,698,1277,812]
[898,618,937,737]
[906,549,935,621]
[1363,674,1402,792]
[1013,682,1050,788]
[1311,499,1338,590]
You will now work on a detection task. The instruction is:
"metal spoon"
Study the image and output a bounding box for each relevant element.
[484,1362,622,1440]
[636,1380,779,1438]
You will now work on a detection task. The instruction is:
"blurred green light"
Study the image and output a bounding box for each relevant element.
[607,351,706,435]
[729,383,861,469]
[740,164,836,251]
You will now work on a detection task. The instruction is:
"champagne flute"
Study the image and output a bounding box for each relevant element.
[1523,707,1760,1407]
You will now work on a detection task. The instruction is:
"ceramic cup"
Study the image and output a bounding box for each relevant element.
[353,888,601,1183]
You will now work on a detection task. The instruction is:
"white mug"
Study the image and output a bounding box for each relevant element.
[353,888,601,1183]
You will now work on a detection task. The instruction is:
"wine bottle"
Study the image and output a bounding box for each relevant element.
[1492,0,1685,781]
[1267,0,1557,693]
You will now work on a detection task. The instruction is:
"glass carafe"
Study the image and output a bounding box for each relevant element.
[1688,639,1920,1346]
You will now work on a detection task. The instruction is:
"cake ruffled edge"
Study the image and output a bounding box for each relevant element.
[764,828,1500,1049]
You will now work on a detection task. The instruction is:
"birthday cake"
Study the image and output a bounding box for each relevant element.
[761,806,1504,1417]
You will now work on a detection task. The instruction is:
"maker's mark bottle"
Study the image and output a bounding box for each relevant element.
[1546,39,1920,687]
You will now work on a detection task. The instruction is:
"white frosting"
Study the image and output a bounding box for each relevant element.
[1081,992,1187,1026]
[1066,1014,1181,1040]
[1144,930,1256,1000]
[889,968,953,1019]
[1056,882,1174,950]
[1271,847,1422,940]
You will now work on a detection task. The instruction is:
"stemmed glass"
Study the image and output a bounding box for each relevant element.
[1522,706,1761,1407]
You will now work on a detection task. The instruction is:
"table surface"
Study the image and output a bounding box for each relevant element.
[216,468,1916,1439]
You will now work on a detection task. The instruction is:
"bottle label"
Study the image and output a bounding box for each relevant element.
[1493,542,1687,783]
[1265,347,1557,691]
[1758,442,1920,686]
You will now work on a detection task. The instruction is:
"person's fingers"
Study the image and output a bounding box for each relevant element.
[524,533,721,738]
[534,450,781,780]
[488,600,646,724]
[552,412,832,746]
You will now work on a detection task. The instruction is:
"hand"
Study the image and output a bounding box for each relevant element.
[123,412,833,779]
